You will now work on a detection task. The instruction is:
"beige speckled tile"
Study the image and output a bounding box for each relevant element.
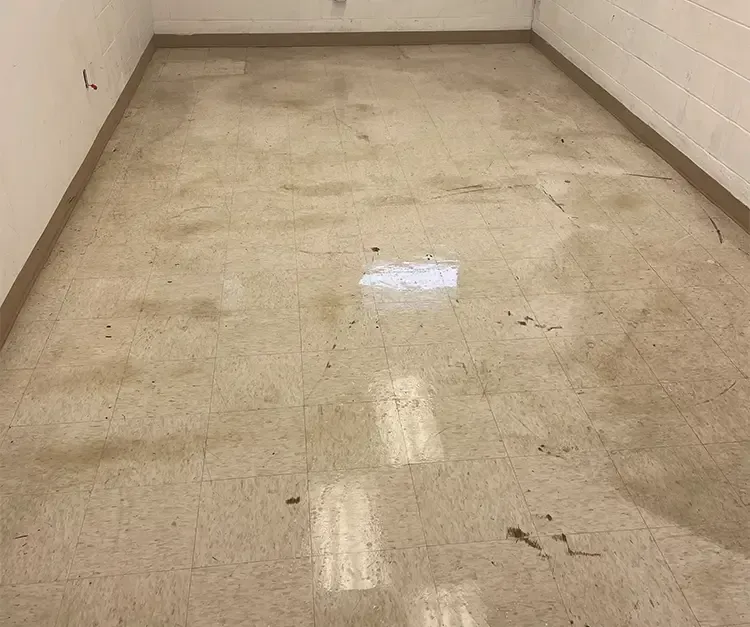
[303,348,393,405]
[429,541,569,627]
[510,254,592,295]
[95,415,207,489]
[630,331,741,382]
[37,319,136,369]
[76,242,156,279]
[412,458,532,545]
[130,315,219,362]
[575,252,666,290]
[701,324,750,379]
[313,548,440,627]
[550,334,656,388]
[611,446,748,529]
[115,359,214,419]
[212,353,303,412]
[671,284,750,330]
[651,250,736,289]
[0,321,54,370]
[469,339,571,394]
[70,484,199,577]
[387,342,483,399]
[448,260,520,299]
[577,385,699,450]
[706,442,750,505]
[298,267,375,307]
[309,467,424,554]
[204,408,306,480]
[14,365,123,426]
[0,583,64,626]
[600,288,700,333]
[0,491,88,584]
[58,278,147,320]
[513,451,643,534]
[397,396,505,463]
[378,300,464,346]
[653,526,750,627]
[453,296,545,341]
[527,292,624,336]
[189,559,314,627]
[306,401,406,471]
[542,529,698,627]
[488,389,602,457]
[426,228,504,260]
[665,379,750,444]
[218,309,301,356]
[300,303,382,352]
[0,369,32,425]
[222,270,298,311]
[141,274,223,317]
[491,225,565,260]
[0,423,108,493]
[14,278,70,323]
[195,475,310,566]
[57,571,190,627]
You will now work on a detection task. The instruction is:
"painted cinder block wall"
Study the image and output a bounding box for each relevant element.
[151,0,535,34]
[533,0,750,208]
[0,0,153,304]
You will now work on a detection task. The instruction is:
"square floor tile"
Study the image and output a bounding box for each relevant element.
[37,319,136,369]
[491,226,565,260]
[630,331,741,382]
[453,296,545,341]
[611,446,748,529]
[513,451,643,534]
[189,560,314,627]
[115,359,214,418]
[15,278,70,323]
[600,289,699,332]
[378,301,464,346]
[130,315,219,362]
[542,529,698,627]
[58,277,147,319]
[302,349,393,405]
[665,379,750,444]
[575,253,666,290]
[306,401,407,471]
[298,267,373,307]
[218,310,300,356]
[195,475,310,566]
[488,389,602,456]
[0,491,88,584]
[0,369,32,425]
[300,303,382,352]
[469,339,571,394]
[550,334,655,388]
[412,458,532,545]
[429,541,568,627]
[95,415,207,489]
[527,292,624,336]
[142,274,223,317]
[0,583,64,626]
[0,423,108,493]
[653,526,750,627]
[313,547,440,627]
[449,260,520,298]
[57,571,190,627]
[14,365,123,426]
[577,385,699,450]
[71,484,199,577]
[309,467,424,553]
[705,442,750,505]
[427,228,504,261]
[0,321,53,370]
[213,353,303,411]
[397,396,505,463]
[510,255,592,295]
[204,408,306,480]
[222,270,298,311]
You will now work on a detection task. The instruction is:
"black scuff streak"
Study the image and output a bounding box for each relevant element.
[285,496,301,505]
[708,216,724,244]
[552,533,601,557]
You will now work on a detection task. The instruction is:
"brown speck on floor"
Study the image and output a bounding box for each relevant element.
[285,496,301,505]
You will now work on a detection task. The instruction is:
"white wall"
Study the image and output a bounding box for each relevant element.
[533,0,750,208]
[152,0,533,34]
[0,0,153,304]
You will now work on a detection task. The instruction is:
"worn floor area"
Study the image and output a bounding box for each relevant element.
[1,44,750,626]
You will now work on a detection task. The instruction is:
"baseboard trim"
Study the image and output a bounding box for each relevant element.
[154,29,531,48]
[0,37,156,349]
[531,32,750,233]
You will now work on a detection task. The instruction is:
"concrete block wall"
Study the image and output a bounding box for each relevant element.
[152,0,534,34]
[533,0,750,207]
[0,0,153,304]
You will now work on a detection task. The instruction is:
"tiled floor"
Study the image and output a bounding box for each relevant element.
[1,44,750,626]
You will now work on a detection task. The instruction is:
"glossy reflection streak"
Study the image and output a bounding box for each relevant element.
[360,261,458,297]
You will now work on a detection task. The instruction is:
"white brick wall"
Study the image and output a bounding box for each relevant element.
[0,0,154,303]
[151,0,533,34]
[533,0,750,207]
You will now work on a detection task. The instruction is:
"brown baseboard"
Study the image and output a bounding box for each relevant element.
[154,29,531,48]
[0,38,156,350]
[531,32,750,233]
